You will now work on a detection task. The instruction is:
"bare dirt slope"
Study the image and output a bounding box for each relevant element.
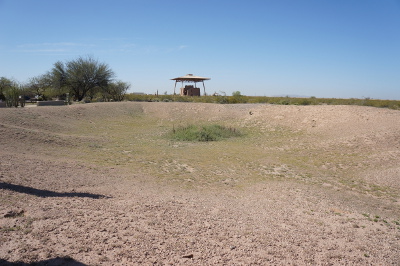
[1,102,399,265]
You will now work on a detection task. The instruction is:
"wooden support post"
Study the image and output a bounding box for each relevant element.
[173,81,177,95]
[202,81,206,96]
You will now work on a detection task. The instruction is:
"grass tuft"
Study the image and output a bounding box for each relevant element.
[169,124,242,142]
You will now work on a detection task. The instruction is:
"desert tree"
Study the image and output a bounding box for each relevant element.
[103,81,130,101]
[231,90,246,103]
[26,74,53,100]
[0,77,25,107]
[0,77,13,101]
[51,61,68,91]
[66,56,114,101]
[232,91,242,97]
[49,56,115,101]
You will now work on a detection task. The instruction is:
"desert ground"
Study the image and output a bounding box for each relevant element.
[1,102,399,265]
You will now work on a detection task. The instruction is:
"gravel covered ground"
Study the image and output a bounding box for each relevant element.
[1,102,399,265]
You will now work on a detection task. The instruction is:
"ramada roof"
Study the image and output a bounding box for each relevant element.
[171,74,210,82]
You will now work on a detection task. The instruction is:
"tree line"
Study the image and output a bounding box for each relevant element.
[0,56,130,107]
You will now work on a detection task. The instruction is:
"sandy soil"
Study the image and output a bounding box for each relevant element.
[1,102,399,265]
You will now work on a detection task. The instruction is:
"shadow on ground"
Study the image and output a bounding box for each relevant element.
[0,257,87,266]
[0,182,110,199]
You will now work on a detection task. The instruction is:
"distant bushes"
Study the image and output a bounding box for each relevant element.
[0,78,25,108]
[125,94,400,110]
[169,124,242,142]
[0,56,130,105]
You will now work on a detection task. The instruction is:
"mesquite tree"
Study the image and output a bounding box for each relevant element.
[103,81,130,101]
[51,56,115,101]
[26,74,53,100]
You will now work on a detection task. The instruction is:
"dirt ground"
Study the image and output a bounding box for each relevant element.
[1,102,399,265]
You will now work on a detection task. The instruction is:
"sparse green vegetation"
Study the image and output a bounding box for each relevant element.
[169,124,242,142]
[125,94,400,110]
[50,102,398,195]
[0,78,25,108]
[0,226,21,232]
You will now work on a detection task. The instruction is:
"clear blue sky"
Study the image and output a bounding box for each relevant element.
[1,0,399,99]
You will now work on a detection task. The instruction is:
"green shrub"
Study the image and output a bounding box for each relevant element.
[4,85,24,107]
[214,95,229,104]
[169,124,242,142]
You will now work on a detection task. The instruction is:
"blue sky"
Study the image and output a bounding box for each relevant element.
[1,0,399,99]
